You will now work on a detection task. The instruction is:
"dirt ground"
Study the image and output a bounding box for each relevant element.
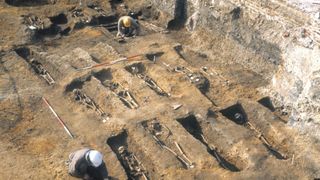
[1,0,320,179]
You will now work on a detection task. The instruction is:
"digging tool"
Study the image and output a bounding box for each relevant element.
[76,54,142,71]
[42,97,74,139]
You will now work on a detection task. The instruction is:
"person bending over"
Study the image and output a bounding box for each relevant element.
[117,16,140,37]
[68,148,109,180]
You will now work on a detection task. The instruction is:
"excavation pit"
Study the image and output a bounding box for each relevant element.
[65,75,91,92]
[177,115,241,172]
[142,119,196,169]
[72,88,109,121]
[125,62,146,75]
[5,0,49,6]
[35,24,61,38]
[29,59,55,85]
[141,119,172,142]
[92,69,113,83]
[90,15,117,25]
[188,73,210,93]
[167,0,188,30]
[49,13,68,25]
[89,15,118,32]
[90,69,139,109]
[30,60,45,74]
[258,97,275,112]
[107,131,128,152]
[177,115,203,141]
[220,104,248,125]
[107,131,149,179]
[15,48,55,85]
[145,52,164,61]
[15,47,31,60]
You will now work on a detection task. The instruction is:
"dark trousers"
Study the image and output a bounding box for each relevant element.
[120,27,134,37]
[85,163,109,180]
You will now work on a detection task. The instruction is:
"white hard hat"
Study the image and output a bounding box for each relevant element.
[87,150,103,167]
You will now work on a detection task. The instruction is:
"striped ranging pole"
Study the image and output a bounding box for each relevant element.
[77,54,142,70]
[42,97,74,139]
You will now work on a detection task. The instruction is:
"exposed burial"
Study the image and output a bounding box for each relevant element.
[1,0,320,179]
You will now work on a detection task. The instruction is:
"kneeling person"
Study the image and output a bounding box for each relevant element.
[117,16,140,37]
[68,148,108,180]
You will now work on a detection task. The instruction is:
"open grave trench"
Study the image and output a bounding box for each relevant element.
[14,47,56,85]
[92,68,140,109]
[141,118,195,169]
[64,71,118,122]
[2,0,320,179]
[107,130,150,180]
[177,115,240,172]
[220,103,288,160]
[125,62,170,97]
[105,123,202,180]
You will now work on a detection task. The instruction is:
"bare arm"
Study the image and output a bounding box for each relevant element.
[117,18,123,36]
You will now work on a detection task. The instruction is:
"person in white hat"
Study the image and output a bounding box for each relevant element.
[68,148,109,180]
[117,15,140,37]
